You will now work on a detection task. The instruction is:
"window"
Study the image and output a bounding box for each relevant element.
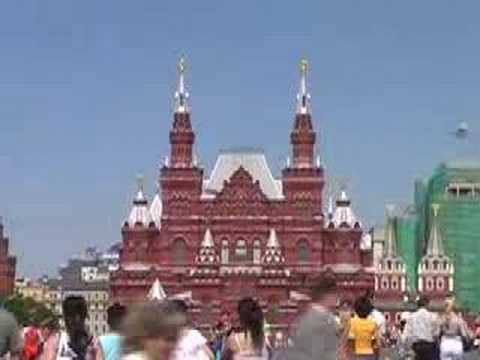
[391,278,398,290]
[221,239,229,264]
[437,278,445,290]
[426,277,434,291]
[235,239,248,261]
[381,277,389,289]
[173,238,188,263]
[253,239,261,264]
[298,240,310,262]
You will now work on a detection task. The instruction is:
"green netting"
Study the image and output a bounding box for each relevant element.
[396,215,419,292]
[419,163,480,312]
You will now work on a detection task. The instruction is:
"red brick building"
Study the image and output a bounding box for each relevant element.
[0,218,16,297]
[111,60,375,328]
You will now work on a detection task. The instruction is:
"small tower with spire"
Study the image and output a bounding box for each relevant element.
[375,205,407,300]
[328,189,361,229]
[196,228,220,265]
[121,176,158,264]
[262,229,285,265]
[418,204,454,298]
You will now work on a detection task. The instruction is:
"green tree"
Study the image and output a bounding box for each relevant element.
[1,294,57,326]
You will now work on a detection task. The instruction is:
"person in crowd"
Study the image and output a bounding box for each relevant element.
[169,299,214,360]
[224,297,268,360]
[336,299,353,360]
[364,290,387,339]
[41,296,103,360]
[38,318,59,359]
[439,299,473,360]
[99,304,127,360]
[23,322,42,360]
[403,295,440,360]
[122,301,184,360]
[474,316,480,349]
[348,297,380,360]
[287,276,339,360]
[0,307,22,359]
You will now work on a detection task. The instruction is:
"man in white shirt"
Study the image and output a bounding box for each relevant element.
[404,296,440,360]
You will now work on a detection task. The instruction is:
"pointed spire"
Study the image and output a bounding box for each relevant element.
[427,204,445,257]
[296,59,311,114]
[147,278,167,301]
[327,197,334,219]
[384,204,397,257]
[150,181,162,228]
[267,228,280,248]
[127,175,152,227]
[174,56,189,113]
[134,174,147,205]
[201,228,214,248]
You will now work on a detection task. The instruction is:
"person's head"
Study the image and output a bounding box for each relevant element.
[416,295,430,309]
[354,297,372,319]
[62,296,88,335]
[107,303,127,333]
[40,317,59,339]
[237,297,264,350]
[123,301,184,360]
[168,299,189,328]
[311,276,338,309]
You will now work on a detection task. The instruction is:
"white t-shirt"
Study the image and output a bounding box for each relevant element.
[171,329,209,360]
[369,309,387,336]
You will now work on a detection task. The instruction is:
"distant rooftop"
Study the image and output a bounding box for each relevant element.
[442,159,480,170]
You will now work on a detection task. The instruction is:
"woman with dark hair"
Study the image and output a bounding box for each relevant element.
[225,298,268,360]
[41,296,103,360]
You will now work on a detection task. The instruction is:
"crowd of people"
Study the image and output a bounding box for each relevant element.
[1,280,480,360]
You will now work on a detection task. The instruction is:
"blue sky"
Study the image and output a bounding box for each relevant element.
[1,0,479,277]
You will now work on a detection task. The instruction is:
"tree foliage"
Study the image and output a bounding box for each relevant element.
[1,294,57,326]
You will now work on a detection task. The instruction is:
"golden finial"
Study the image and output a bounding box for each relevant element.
[300,59,309,75]
[136,174,145,191]
[432,203,440,217]
[178,56,186,74]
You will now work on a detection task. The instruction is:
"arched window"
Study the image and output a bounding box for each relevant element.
[253,239,262,264]
[173,238,187,263]
[387,260,392,270]
[381,277,389,290]
[235,239,248,261]
[391,277,398,290]
[426,277,434,291]
[221,239,229,264]
[436,278,445,290]
[298,240,310,262]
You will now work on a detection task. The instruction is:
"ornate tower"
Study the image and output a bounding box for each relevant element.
[418,204,454,299]
[160,57,204,215]
[375,206,407,301]
[282,60,324,216]
[120,176,158,264]
[0,218,16,296]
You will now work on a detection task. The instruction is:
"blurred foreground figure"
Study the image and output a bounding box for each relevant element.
[348,297,380,360]
[0,307,21,359]
[169,300,214,360]
[224,297,269,360]
[287,277,338,360]
[99,304,127,360]
[439,299,473,359]
[42,296,103,360]
[122,301,183,360]
[403,296,439,360]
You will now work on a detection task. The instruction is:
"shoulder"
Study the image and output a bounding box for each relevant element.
[184,329,207,347]
[123,352,148,360]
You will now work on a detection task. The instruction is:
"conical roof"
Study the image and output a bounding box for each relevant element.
[201,228,214,247]
[267,228,280,248]
[426,204,445,257]
[147,278,167,301]
[127,176,152,227]
[150,183,162,227]
[384,206,398,257]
